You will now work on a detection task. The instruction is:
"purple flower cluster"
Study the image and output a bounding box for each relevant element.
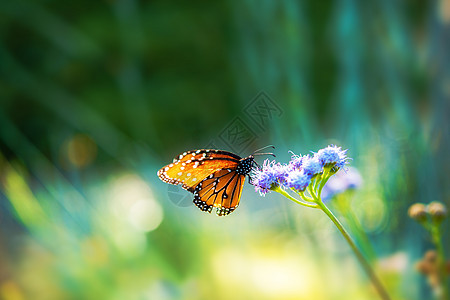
[251,145,349,195]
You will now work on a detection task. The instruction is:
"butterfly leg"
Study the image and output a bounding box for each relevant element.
[247,174,254,185]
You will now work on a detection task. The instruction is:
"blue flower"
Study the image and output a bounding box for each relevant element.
[345,167,363,189]
[275,163,290,187]
[315,145,348,169]
[288,152,306,171]
[321,167,362,201]
[287,170,312,191]
[301,156,323,176]
[251,160,288,195]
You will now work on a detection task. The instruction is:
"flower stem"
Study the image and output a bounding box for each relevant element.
[291,188,315,202]
[431,223,449,300]
[333,194,377,262]
[274,187,318,209]
[316,200,391,300]
[317,171,331,196]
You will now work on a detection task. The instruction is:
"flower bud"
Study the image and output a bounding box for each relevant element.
[408,203,427,222]
[427,201,447,223]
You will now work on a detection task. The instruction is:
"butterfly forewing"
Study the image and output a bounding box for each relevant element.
[157,149,240,192]
[172,149,241,163]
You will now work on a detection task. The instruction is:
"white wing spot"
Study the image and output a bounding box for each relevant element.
[180,166,185,170]
[187,173,191,177]
[165,167,169,171]
[177,172,182,176]
[169,164,174,167]
[192,178,197,181]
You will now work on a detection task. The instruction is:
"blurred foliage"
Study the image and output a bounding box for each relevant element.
[0,0,449,299]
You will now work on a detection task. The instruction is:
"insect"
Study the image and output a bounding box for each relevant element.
[157,147,274,216]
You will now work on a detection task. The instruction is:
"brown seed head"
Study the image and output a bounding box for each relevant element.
[427,201,448,222]
[408,203,427,222]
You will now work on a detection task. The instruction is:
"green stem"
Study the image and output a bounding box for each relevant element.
[431,223,449,300]
[274,187,318,209]
[313,174,321,190]
[316,200,391,300]
[336,198,377,262]
[317,171,331,197]
[291,188,315,202]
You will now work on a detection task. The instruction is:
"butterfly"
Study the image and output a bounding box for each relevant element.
[157,147,274,216]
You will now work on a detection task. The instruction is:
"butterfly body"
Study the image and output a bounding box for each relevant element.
[235,156,255,176]
[157,149,255,216]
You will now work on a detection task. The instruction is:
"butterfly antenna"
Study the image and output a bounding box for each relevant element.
[252,145,275,154]
[252,152,276,157]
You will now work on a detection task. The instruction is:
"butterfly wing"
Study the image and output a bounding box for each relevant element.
[157,149,241,192]
[193,169,245,216]
[171,149,241,163]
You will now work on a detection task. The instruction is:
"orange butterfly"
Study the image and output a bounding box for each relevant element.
[157,148,273,216]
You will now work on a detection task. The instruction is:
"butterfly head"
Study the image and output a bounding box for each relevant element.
[250,146,276,170]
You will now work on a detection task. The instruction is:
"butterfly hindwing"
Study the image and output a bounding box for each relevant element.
[193,169,245,216]
[157,149,240,191]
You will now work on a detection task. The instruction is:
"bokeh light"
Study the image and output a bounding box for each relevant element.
[64,134,97,169]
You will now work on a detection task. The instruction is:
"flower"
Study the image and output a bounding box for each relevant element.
[315,145,348,169]
[345,168,363,189]
[251,160,288,195]
[321,167,362,201]
[286,170,312,191]
[288,152,306,171]
[301,156,323,176]
[275,163,291,187]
